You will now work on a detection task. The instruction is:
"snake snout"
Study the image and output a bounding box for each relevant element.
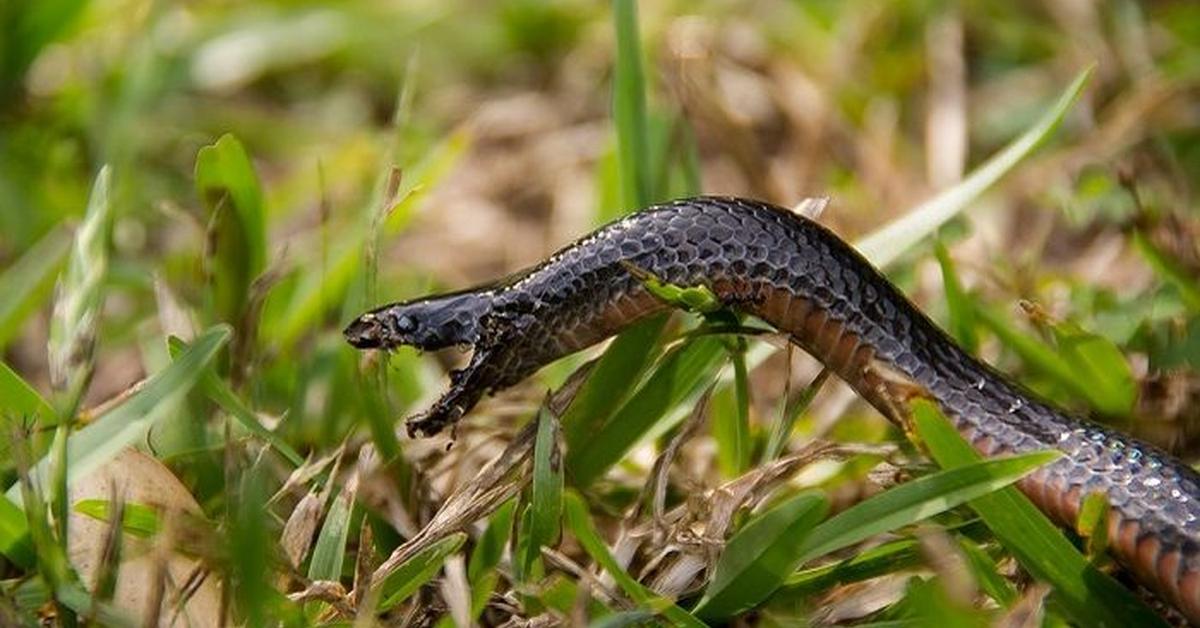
[343,314,385,349]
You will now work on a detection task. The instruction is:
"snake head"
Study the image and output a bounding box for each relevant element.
[344,290,491,351]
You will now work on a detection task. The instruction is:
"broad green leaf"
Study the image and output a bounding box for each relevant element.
[792,450,1061,565]
[195,134,266,325]
[856,67,1092,268]
[307,482,355,582]
[378,533,466,611]
[912,400,1167,628]
[0,224,71,351]
[693,491,829,620]
[5,325,230,503]
[567,336,727,485]
[563,492,703,628]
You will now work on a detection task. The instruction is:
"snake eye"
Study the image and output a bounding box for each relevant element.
[395,314,418,335]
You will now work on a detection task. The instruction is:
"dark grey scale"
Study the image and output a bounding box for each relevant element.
[709,222,734,242]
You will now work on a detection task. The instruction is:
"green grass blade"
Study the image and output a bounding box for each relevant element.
[1077,491,1112,561]
[307,482,355,582]
[612,0,652,208]
[763,369,830,462]
[0,224,72,351]
[712,341,752,477]
[882,576,987,626]
[47,425,68,570]
[589,610,654,628]
[0,495,33,567]
[229,467,275,625]
[468,498,516,619]
[16,437,78,624]
[53,581,137,628]
[48,166,113,418]
[523,404,563,577]
[377,532,466,611]
[195,134,266,325]
[934,239,978,353]
[693,491,829,620]
[1048,319,1136,416]
[200,369,305,467]
[564,491,703,628]
[562,0,666,475]
[567,336,727,486]
[73,500,161,538]
[562,315,668,455]
[781,537,926,596]
[5,325,231,502]
[976,307,1132,416]
[911,399,1167,627]
[855,67,1093,268]
[1132,229,1200,313]
[793,450,1061,565]
[0,360,55,424]
[957,537,1018,607]
[166,336,303,466]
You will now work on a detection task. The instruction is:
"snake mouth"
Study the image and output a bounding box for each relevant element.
[343,314,385,349]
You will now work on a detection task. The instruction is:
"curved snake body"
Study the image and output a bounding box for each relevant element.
[345,196,1200,621]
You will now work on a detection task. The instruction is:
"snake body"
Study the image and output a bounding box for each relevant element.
[345,196,1200,621]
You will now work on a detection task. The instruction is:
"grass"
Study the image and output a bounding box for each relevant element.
[2,0,1199,626]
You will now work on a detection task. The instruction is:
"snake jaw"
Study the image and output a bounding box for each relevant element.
[344,312,386,349]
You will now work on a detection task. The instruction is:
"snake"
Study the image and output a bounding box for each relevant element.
[344,196,1200,622]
